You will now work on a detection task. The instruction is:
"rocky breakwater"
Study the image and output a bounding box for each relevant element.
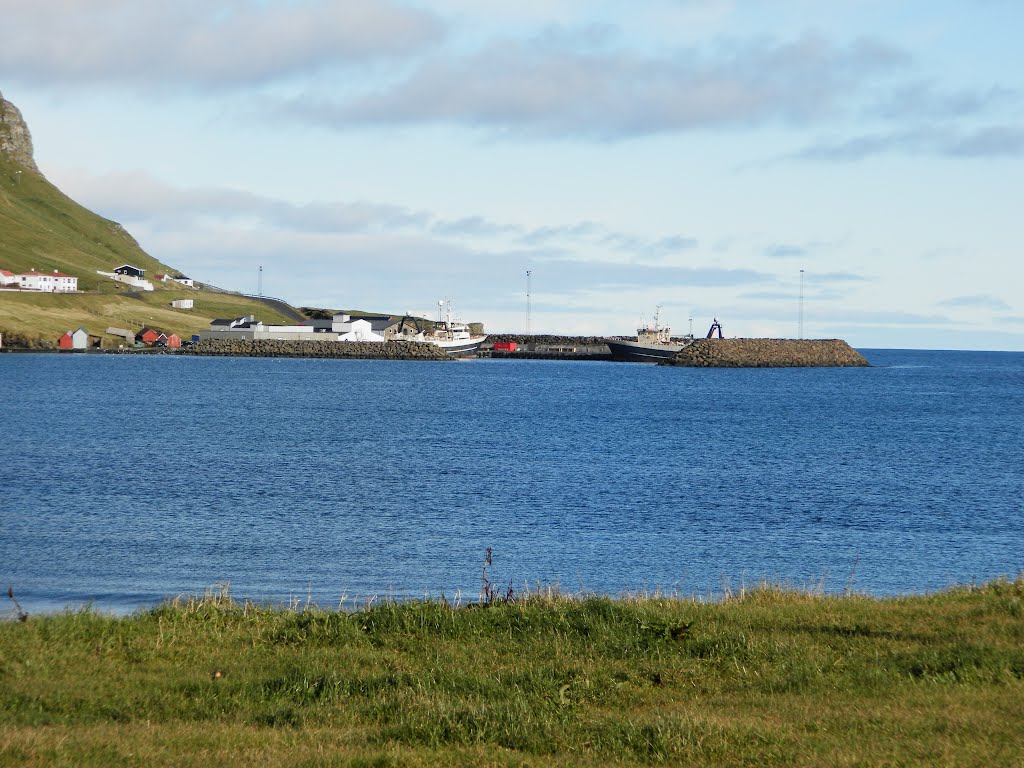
[664,339,868,367]
[184,338,450,361]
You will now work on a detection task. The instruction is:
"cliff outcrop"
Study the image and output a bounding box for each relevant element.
[664,339,869,367]
[0,91,39,171]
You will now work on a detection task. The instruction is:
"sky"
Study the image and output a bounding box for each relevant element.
[2,0,1023,349]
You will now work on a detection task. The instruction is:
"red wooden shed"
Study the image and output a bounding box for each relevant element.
[136,327,160,345]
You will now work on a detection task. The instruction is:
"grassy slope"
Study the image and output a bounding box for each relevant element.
[1,580,1022,766]
[0,154,293,343]
[0,290,293,345]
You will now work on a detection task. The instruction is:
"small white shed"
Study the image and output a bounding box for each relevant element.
[171,299,194,309]
[71,327,89,349]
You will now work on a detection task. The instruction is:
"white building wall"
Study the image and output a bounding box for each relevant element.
[17,273,54,291]
[97,271,155,291]
[339,319,385,342]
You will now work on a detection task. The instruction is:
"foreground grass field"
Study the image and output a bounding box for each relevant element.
[2,580,1022,766]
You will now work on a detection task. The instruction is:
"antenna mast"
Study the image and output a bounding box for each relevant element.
[526,270,532,335]
[798,269,805,339]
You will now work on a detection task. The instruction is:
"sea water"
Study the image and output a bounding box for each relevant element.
[1,349,1021,614]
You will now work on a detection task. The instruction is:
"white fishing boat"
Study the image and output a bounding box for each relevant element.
[393,300,487,358]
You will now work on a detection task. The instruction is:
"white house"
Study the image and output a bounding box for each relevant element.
[12,269,78,292]
[97,268,154,291]
[171,299,194,309]
[0,269,15,286]
[51,271,78,292]
[171,276,194,287]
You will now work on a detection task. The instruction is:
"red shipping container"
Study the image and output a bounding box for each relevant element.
[493,341,517,351]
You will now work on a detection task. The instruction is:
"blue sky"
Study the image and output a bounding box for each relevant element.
[2,0,1022,349]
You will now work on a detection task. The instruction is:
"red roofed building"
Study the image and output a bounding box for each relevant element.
[136,327,160,345]
[50,271,78,292]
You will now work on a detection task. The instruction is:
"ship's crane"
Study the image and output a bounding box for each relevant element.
[396,315,424,338]
[706,318,724,339]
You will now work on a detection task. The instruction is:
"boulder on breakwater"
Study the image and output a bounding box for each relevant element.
[183,338,450,360]
[663,339,868,368]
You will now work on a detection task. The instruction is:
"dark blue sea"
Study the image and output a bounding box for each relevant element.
[1,349,1022,615]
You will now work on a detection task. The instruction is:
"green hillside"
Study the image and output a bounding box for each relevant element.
[0,153,295,346]
[0,154,174,288]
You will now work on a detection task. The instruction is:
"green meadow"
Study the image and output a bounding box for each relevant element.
[2,579,1022,766]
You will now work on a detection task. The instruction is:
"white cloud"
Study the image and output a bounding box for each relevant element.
[286,31,908,138]
[0,0,443,87]
[939,294,1011,310]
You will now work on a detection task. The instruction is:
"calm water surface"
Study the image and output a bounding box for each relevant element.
[2,349,1022,614]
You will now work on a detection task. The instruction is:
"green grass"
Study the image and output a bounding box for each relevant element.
[0,155,172,288]
[0,289,294,346]
[0,154,299,344]
[2,579,1022,766]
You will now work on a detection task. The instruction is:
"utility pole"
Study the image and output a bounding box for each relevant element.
[526,269,532,335]
[798,269,805,340]
[257,265,263,323]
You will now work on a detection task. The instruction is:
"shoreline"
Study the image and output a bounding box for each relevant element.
[2,336,872,366]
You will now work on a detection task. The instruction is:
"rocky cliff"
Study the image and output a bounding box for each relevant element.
[0,91,39,172]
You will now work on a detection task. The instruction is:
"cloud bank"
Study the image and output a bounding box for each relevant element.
[0,0,443,86]
[289,32,907,139]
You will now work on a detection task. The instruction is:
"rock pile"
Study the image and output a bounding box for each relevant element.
[184,339,450,360]
[664,339,868,367]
